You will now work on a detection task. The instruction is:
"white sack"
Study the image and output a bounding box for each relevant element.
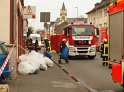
[38,59,47,70]
[18,62,37,74]
[43,57,53,67]
[19,54,28,62]
[18,50,48,72]
[27,51,47,70]
[29,50,44,58]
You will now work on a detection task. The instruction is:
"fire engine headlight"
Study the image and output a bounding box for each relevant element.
[69,46,75,51]
[89,41,91,44]
[90,47,96,51]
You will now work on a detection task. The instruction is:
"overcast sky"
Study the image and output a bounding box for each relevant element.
[24,0,101,29]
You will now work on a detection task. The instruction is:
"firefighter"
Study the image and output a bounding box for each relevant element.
[26,37,33,52]
[100,43,104,58]
[44,37,51,52]
[58,39,69,64]
[101,39,109,66]
[34,38,39,52]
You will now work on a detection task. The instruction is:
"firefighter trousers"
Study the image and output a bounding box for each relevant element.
[102,56,108,66]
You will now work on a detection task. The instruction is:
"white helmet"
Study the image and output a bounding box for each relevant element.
[103,38,107,42]
[44,37,47,39]
[62,39,66,41]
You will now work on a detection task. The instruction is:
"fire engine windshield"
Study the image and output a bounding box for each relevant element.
[71,26,94,36]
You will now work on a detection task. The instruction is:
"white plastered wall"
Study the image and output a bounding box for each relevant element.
[0,0,10,44]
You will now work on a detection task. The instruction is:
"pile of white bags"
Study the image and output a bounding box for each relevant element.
[18,50,53,75]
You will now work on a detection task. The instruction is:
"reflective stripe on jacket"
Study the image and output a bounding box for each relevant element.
[102,43,108,56]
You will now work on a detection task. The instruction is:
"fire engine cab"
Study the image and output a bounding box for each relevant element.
[51,23,98,59]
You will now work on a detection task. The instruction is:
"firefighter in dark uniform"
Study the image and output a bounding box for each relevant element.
[100,43,104,58]
[34,38,39,52]
[44,37,51,52]
[26,37,33,52]
[101,39,109,66]
[58,39,69,64]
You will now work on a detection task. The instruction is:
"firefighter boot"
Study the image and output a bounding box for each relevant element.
[58,60,62,64]
[102,62,105,66]
[65,60,70,64]
[105,62,108,66]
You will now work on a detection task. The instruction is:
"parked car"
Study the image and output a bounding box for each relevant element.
[0,41,10,82]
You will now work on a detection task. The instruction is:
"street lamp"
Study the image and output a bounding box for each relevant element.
[75,7,78,22]
[75,7,78,18]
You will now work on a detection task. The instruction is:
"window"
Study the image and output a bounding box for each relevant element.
[104,9,107,16]
[88,15,90,21]
[0,44,8,55]
[99,24,102,28]
[96,12,98,19]
[99,10,102,18]
[104,23,107,27]
[93,18,95,24]
[91,14,93,21]
[72,26,94,36]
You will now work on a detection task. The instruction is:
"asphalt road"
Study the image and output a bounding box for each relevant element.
[52,52,123,92]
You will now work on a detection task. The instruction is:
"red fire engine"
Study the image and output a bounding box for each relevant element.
[51,23,98,59]
[100,27,108,44]
[96,27,108,51]
[108,0,124,86]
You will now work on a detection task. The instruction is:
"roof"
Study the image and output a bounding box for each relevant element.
[55,18,87,24]
[69,23,94,27]
[86,0,110,14]
[0,41,4,45]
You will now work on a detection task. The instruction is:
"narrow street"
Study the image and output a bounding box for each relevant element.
[52,52,123,92]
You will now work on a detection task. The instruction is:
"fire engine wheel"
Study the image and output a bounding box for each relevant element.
[88,55,96,59]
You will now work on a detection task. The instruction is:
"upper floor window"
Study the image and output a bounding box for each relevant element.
[99,10,102,18]
[104,9,107,16]
[99,24,102,28]
[91,14,92,21]
[88,15,90,21]
[104,23,107,27]
[96,12,98,19]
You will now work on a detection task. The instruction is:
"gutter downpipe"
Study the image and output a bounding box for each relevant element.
[13,0,18,58]
[12,0,18,79]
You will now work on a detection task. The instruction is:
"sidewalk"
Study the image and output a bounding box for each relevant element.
[7,61,89,92]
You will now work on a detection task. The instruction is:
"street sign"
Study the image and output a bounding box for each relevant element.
[40,12,50,22]
[23,6,36,19]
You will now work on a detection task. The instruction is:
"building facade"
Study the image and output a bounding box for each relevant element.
[0,0,25,79]
[86,0,110,28]
[0,0,10,44]
[0,0,25,56]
